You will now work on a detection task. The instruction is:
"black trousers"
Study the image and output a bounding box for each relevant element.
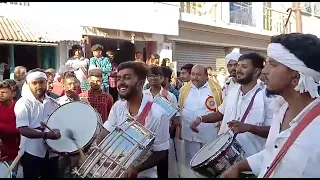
[21,152,59,178]
[156,150,169,178]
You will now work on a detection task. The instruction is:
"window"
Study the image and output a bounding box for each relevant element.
[229,2,254,26]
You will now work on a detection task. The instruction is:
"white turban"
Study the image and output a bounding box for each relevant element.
[22,71,47,99]
[267,43,320,98]
[225,52,242,65]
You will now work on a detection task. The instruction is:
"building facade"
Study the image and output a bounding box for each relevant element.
[168,2,320,72]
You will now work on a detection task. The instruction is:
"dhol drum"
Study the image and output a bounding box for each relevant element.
[0,161,11,178]
[153,95,179,118]
[190,132,245,178]
[45,101,102,155]
[73,117,155,178]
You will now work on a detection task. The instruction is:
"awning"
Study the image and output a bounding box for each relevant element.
[0,16,57,43]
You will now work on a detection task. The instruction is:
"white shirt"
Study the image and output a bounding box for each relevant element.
[179,82,218,143]
[222,77,240,99]
[143,87,178,108]
[15,95,59,158]
[103,95,170,178]
[247,97,320,178]
[65,57,89,70]
[218,81,273,157]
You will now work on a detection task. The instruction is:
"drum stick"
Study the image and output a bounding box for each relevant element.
[5,150,24,178]
[40,122,54,132]
[66,129,86,164]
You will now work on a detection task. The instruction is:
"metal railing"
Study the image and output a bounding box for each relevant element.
[263,6,293,34]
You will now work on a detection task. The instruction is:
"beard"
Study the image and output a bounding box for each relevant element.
[237,71,254,85]
[118,85,138,100]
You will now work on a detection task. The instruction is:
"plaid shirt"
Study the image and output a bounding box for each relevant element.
[79,89,113,123]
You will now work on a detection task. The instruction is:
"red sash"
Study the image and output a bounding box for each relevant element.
[263,102,320,178]
[136,101,153,126]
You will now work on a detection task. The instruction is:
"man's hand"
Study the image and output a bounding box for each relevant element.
[66,90,80,101]
[190,117,202,133]
[46,129,61,140]
[124,166,139,178]
[220,165,241,178]
[227,120,251,134]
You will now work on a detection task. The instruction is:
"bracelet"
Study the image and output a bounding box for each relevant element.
[197,116,203,123]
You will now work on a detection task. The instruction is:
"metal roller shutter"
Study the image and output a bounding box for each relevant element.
[175,42,226,71]
[240,48,267,57]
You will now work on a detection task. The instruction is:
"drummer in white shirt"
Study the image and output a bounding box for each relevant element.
[14,69,61,178]
[191,53,273,158]
[221,33,320,178]
[222,51,242,99]
[96,61,170,178]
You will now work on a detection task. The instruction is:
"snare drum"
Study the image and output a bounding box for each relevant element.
[190,132,245,178]
[45,101,101,155]
[0,161,11,178]
[153,96,179,118]
[73,117,155,178]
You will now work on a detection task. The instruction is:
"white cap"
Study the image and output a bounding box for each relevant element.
[225,52,242,64]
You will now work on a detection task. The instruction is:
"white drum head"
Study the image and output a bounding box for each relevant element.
[45,101,99,153]
[0,161,11,178]
[191,133,231,167]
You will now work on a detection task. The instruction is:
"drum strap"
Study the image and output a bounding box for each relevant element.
[263,102,320,178]
[233,88,261,139]
[136,101,153,126]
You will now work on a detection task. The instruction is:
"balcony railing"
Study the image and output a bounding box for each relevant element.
[263,6,293,34]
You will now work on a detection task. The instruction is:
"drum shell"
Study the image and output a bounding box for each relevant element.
[191,133,245,178]
[75,118,155,178]
[0,161,12,178]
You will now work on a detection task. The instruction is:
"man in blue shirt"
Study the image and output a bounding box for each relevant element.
[89,44,112,93]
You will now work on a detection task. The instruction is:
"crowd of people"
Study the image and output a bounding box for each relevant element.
[0,32,320,178]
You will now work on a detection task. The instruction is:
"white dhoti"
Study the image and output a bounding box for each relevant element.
[168,138,186,178]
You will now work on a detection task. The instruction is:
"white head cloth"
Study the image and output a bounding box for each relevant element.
[22,72,47,99]
[225,52,242,64]
[267,43,320,98]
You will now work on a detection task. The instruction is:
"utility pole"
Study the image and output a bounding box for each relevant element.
[293,2,303,33]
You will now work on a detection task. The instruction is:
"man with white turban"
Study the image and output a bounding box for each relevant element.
[221,33,320,178]
[14,68,61,178]
[222,51,242,99]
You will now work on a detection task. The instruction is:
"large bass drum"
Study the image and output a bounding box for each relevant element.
[45,101,102,155]
[190,132,245,178]
[73,117,155,178]
[0,161,11,178]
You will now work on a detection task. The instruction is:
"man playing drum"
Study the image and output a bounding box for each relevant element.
[191,53,273,158]
[96,61,170,178]
[222,51,242,99]
[172,64,222,178]
[14,69,61,178]
[221,33,320,178]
